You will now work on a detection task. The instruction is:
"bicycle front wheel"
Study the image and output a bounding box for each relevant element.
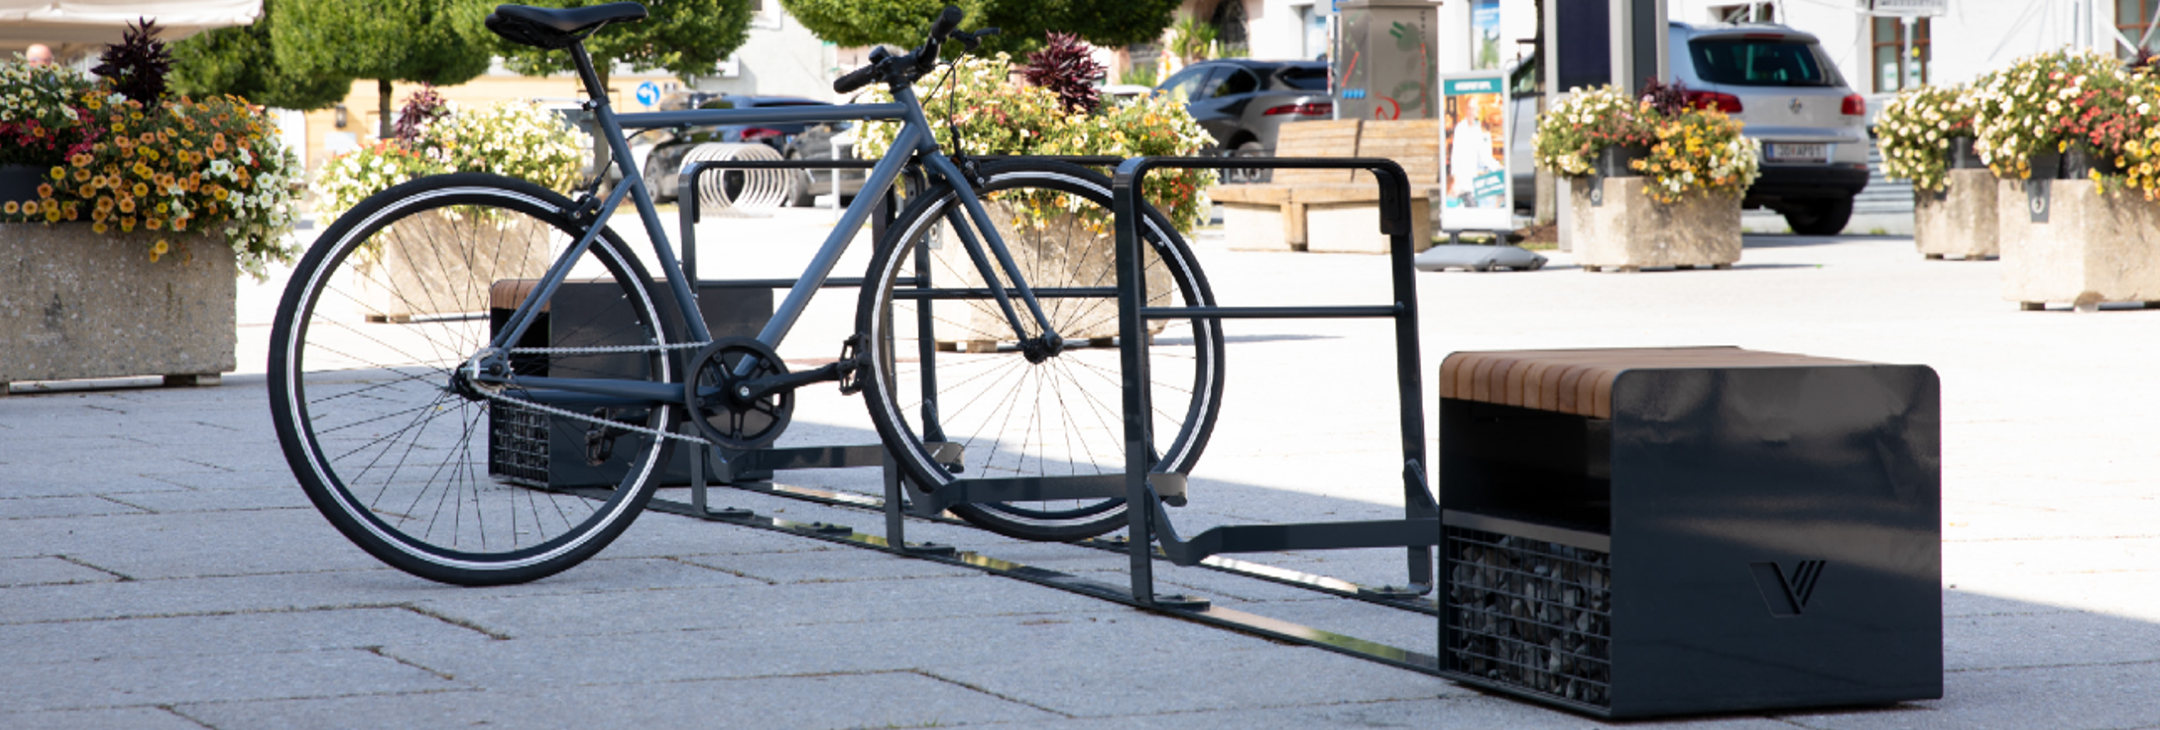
[857,161,1225,541]
[269,173,677,585]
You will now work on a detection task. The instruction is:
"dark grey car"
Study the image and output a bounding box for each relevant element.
[1156,60,1332,181]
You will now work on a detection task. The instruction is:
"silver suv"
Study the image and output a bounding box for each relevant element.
[1512,22,1870,234]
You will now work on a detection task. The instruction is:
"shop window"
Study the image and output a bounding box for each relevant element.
[2120,0,2160,54]
[1871,16,1930,93]
[1711,3,1776,23]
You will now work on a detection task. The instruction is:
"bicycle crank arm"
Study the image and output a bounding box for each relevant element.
[733,360,858,403]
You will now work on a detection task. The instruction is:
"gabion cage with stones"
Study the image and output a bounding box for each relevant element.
[487,400,551,488]
[1445,526,1614,707]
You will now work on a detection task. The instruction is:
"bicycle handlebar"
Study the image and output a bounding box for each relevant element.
[830,5,966,95]
[927,5,963,45]
[832,61,882,94]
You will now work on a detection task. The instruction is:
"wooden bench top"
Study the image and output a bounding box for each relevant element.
[1439,347,1867,419]
[1211,118,1440,204]
[1272,119,1360,186]
[1351,118,1439,187]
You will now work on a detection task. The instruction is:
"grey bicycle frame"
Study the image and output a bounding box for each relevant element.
[485,43,1058,407]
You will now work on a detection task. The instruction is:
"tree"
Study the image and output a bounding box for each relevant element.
[466,0,754,101]
[780,0,1181,56]
[272,0,492,139]
[169,0,353,111]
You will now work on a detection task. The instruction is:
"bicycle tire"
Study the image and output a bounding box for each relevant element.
[269,173,677,585]
[856,160,1225,541]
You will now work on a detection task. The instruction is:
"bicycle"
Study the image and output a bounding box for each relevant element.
[268,2,1225,585]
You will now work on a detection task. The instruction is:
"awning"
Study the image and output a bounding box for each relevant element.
[1,0,261,58]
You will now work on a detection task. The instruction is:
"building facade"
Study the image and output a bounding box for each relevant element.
[1184,0,2160,106]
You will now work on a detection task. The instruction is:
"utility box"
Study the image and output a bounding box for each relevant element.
[1333,0,1439,120]
[487,281,772,489]
[1436,347,1942,718]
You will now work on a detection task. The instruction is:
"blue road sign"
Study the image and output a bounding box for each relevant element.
[636,81,660,107]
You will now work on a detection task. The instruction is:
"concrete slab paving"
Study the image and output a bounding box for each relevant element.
[175,671,1059,730]
[6,212,2160,728]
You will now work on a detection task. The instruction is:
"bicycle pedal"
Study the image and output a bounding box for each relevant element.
[836,334,867,395]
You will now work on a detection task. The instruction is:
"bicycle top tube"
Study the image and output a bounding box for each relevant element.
[615,104,909,131]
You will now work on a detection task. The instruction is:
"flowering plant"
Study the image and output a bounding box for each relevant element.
[1969,50,2126,179]
[1530,85,1658,177]
[3,59,303,280]
[312,99,587,221]
[0,59,98,167]
[1633,106,1760,204]
[855,53,1216,234]
[1534,83,1758,202]
[1876,84,1978,192]
[309,140,451,221]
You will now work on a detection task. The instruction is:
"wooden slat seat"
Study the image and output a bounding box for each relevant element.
[1213,118,1438,253]
[1438,347,1865,419]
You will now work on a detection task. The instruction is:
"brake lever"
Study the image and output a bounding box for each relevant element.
[955,27,1000,52]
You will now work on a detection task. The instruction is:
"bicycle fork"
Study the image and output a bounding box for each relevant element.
[918,154,1068,361]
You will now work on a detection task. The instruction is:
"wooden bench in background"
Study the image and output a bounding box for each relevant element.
[1210,119,1439,254]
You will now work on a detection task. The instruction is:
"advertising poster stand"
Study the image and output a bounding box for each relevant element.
[1416,70,1547,272]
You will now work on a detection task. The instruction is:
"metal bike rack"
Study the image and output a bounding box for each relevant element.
[1107,156,1442,615]
[669,154,1123,518]
[645,154,1454,679]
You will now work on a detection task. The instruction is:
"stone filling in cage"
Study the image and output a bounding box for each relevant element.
[1445,526,1614,707]
[488,400,551,488]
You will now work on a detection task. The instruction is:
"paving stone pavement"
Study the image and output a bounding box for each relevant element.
[4,209,2158,729]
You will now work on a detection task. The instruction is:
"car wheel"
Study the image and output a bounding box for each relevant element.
[784,153,816,207]
[643,156,675,205]
[1223,140,1270,184]
[1782,197,1853,236]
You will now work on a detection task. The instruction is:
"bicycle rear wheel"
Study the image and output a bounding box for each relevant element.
[269,173,677,585]
[857,161,1225,541]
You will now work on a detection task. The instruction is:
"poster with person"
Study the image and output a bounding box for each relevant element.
[1440,72,1510,231]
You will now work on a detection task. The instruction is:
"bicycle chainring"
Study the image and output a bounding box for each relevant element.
[685,336,794,450]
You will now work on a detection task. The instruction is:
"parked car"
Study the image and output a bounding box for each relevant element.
[1155,59,1333,182]
[780,121,865,207]
[1510,22,1870,234]
[621,92,833,203]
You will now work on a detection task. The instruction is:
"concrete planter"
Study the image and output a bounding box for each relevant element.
[1,223,235,390]
[928,204,1168,350]
[353,210,552,322]
[1998,178,2160,312]
[1566,177,1741,272]
[1914,169,1998,260]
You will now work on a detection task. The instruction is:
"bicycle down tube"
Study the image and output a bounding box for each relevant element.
[480,53,1061,404]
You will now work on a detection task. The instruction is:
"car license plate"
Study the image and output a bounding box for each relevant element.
[1768,143,1828,162]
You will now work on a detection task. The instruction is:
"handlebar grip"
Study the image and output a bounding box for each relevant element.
[928,5,964,43]
[833,63,879,94]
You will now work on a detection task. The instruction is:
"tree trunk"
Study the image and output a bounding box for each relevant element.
[378,78,393,141]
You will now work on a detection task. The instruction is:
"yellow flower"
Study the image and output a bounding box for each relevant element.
[92,222,108,233]
[2,201,15,215]
[49,166,64,180]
